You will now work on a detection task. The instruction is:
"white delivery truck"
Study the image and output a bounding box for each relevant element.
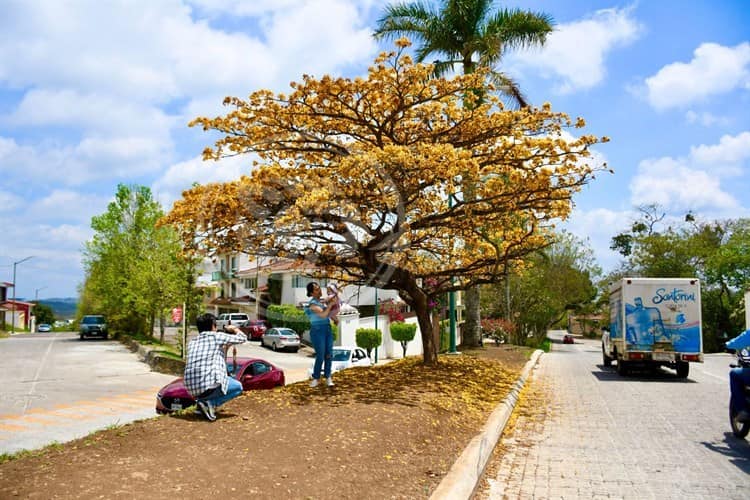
[603,277,703,378]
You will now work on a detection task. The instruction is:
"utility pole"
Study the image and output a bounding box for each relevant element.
[11,256,34,333]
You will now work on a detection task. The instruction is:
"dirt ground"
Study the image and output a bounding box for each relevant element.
[0,345,531,500]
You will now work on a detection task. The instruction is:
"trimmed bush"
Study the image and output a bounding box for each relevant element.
[266,304,310,336]
[390,321,416,358]
[355,327,382,359]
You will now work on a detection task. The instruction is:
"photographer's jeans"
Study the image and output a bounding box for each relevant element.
[200,378,243,408]
[311,323,334,379]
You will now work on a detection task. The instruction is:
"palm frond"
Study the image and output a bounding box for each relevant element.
[483,8,555,52]
[373,1,436,40]
[487,69,529,109]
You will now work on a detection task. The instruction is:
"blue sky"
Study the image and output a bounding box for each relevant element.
[1,0,749,299]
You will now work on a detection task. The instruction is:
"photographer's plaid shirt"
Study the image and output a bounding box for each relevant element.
[185,331,247,397]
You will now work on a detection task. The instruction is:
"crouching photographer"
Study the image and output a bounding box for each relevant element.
[184,313,247,421]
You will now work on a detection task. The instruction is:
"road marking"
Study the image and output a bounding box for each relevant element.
[0,423,26,432]
[696,369,726,382]
[21,331,60,414]
[1,413,57,424]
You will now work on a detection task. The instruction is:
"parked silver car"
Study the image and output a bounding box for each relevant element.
[261,327,301,352]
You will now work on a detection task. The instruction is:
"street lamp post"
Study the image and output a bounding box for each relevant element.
[10,256,34,333]
[35,286,47,301]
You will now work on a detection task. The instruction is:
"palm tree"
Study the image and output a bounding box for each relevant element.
[374,0,554,108]
[374,0,554,346]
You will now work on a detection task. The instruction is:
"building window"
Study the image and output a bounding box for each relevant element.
[244,277,257,290]
[231,283,237,297]
[292,275,326,288]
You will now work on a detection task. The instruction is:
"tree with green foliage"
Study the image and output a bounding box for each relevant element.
[609,205,750,351]
[80,184,198,338]
[390,321,417,357]
[356,327,382,359]
[481,231,601,345]
[374,0,555,349]
[32,303,55,326]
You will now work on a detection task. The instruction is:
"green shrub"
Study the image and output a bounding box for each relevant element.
[355,327,382,359]
[390,322,416,357]
[439,319,449,353]
[266,304,310,336]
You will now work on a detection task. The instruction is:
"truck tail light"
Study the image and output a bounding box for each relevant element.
[628,352,645,360]
[682,354,700,362]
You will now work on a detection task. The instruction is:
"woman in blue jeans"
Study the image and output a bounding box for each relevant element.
[305,282,336,387]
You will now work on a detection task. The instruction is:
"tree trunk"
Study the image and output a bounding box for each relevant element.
[415,307,438,365]
[462,287,482,347]
[148,313,155,339]
[159,313,166,343]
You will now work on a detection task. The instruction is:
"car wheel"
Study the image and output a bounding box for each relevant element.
[730,406,750,438]
[291,348,299,353]
[272,342,278,352]
[602,346,612,367]
[675,361,689,378]
[616,358,629,376]
[79,333,85,340]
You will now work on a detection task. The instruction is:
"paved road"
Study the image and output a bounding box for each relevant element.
[481,333,750,499]
[0,332,174,455]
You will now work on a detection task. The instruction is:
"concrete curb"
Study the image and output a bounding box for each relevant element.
[429,349,544,500]
[120,336,185,376]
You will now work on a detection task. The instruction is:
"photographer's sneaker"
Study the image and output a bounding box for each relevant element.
[310,378,319,388]
[326,377,335,387]
[197,400,216,421]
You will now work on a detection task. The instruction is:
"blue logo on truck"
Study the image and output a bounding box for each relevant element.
[652,287,696,304]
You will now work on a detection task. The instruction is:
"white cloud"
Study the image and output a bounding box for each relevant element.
[684,110,730,127]
[563,207,631,273]
[631,156,738,211]
[644,42,750,110]
[26,190,111,225]
[689,131,750,172]
[152,154,253,209]
[505,6,642,93]
[0,190,23,212]
[264,0,376,76]
[629,132,750,214]
[5,89,176,136]
[0,134,172,186]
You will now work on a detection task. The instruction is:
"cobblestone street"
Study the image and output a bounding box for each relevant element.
[478,338,750,500]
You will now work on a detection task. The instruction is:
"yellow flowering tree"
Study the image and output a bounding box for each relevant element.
[163,40,608,365]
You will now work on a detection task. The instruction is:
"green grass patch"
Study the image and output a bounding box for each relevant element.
[0,441,64,465]
[149,349,182,360]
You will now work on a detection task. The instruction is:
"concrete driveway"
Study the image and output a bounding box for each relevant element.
[0,331,175,455]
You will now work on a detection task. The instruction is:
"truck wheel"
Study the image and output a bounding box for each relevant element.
[675,361,689,378]
[602,346,612,367]
[616,359,629,376]
[730,406,750,438]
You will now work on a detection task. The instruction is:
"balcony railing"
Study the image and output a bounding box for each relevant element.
[212,270,239,281]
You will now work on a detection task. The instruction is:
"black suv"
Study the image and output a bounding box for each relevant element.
[79,315,108,340]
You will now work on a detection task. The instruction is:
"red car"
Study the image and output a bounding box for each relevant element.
[562,334,575,344]
[155,357,285,414]
[239,319,270,340]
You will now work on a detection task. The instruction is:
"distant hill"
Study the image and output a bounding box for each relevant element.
[37,298,78,319]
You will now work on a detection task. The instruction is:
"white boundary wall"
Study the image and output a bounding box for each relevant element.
[338,313,424,359]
